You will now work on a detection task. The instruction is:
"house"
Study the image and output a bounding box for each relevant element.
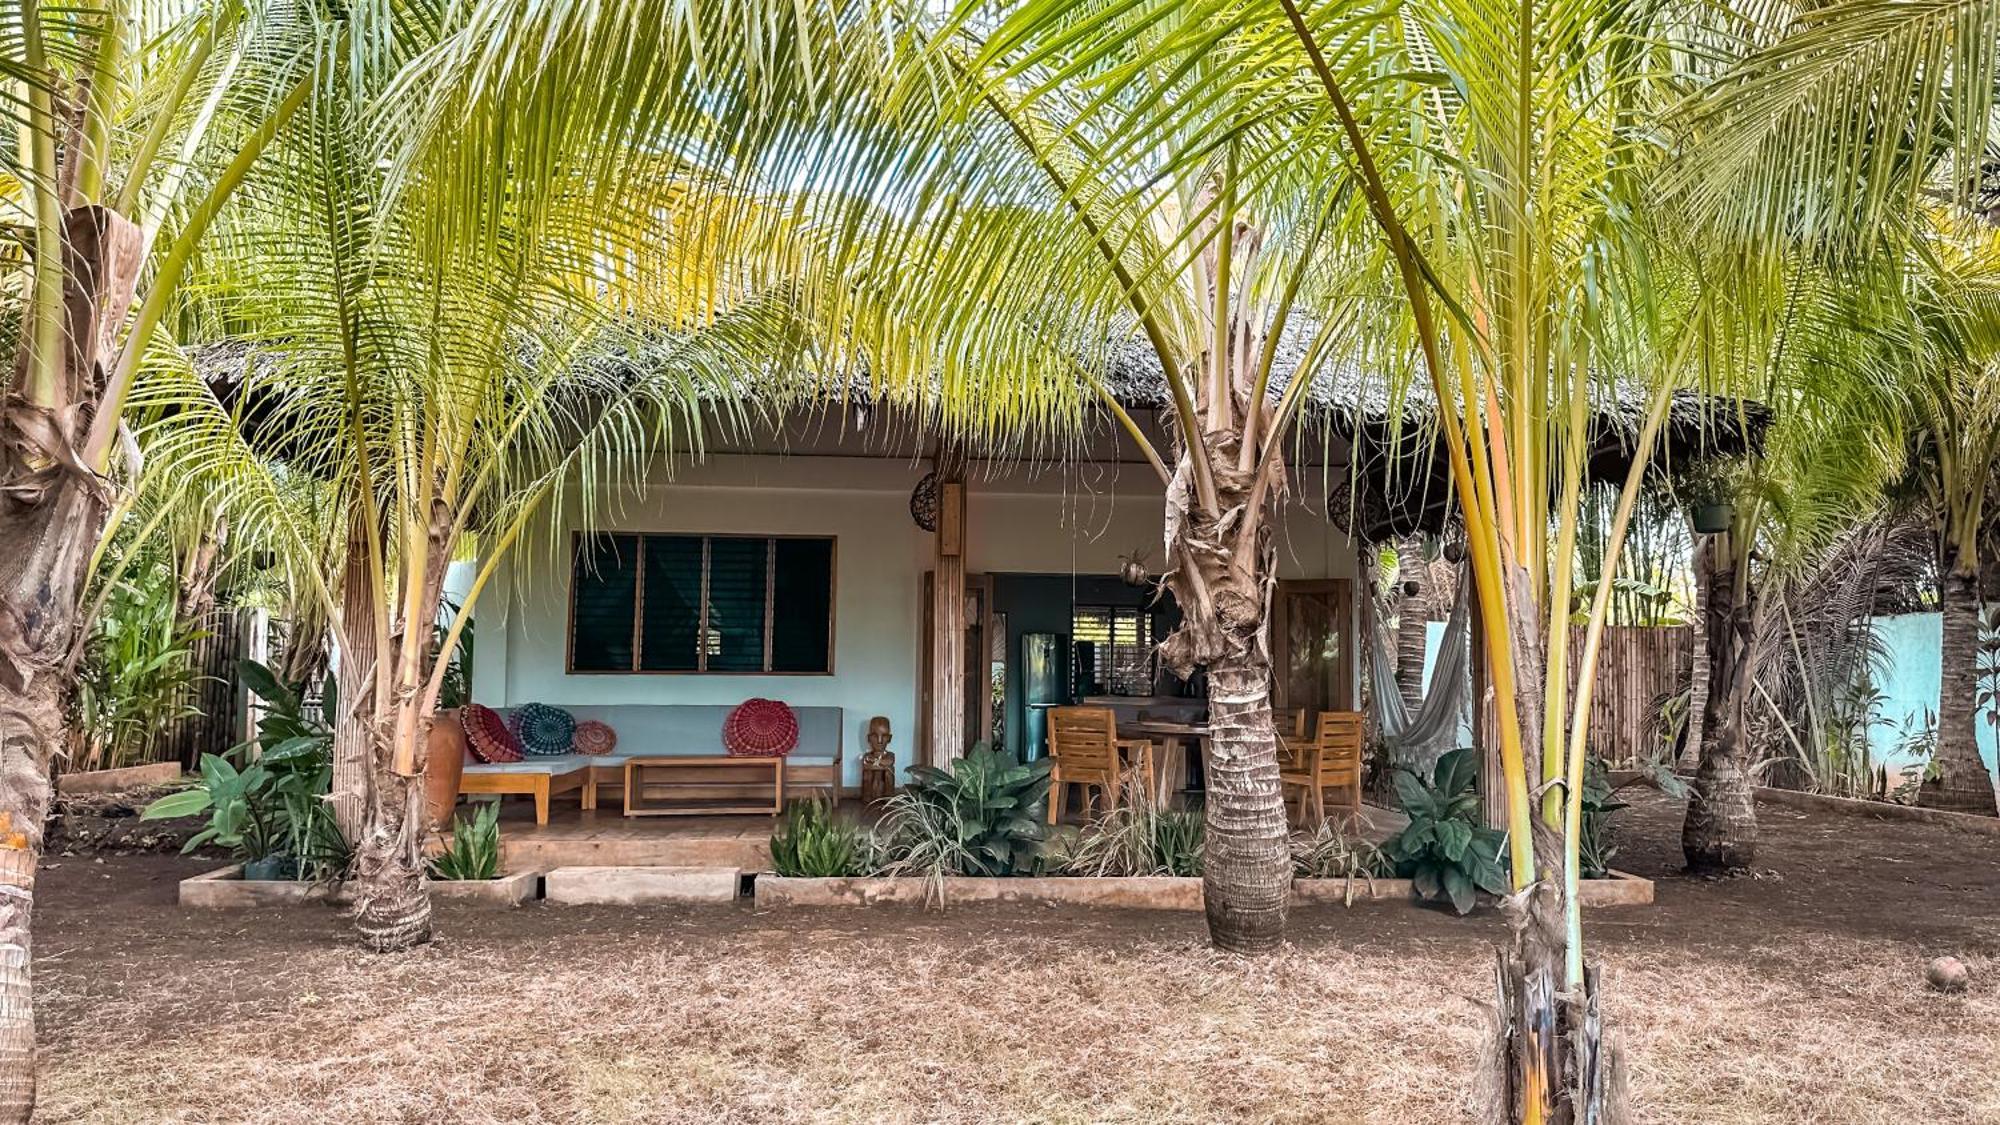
[462,343,1758,802]
[465,402,1367,792]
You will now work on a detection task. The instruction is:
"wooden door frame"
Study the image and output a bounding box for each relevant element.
[1271,578,1357,713]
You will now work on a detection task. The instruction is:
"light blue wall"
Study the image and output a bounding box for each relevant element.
[1868,613,1997,773]
[469,452,1364,785]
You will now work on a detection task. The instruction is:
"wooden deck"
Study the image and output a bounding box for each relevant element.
[492,803,778,871]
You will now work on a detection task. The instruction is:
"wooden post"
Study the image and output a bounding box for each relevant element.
[929,469,967,768]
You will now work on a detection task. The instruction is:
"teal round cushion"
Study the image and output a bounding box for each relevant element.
[513,702,576,757]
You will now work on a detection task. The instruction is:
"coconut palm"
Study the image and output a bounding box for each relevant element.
[1666,0,2000,818]
[1678,266,1907,870]
[148,36,817,949]
[0,4,358,1115]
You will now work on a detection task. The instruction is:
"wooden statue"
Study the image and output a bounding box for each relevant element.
[861,716,895,805]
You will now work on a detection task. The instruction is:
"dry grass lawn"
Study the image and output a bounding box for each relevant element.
[33,791,2000,1123]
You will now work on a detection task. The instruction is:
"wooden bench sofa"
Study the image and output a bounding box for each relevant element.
[459,704,844,824]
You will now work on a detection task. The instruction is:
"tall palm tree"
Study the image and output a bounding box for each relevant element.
[0,4,357,1115]
[1679,269,1905,869]
[153,37,812,949]
[1665,0,2000,818]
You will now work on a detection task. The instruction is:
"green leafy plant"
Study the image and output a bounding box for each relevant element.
[877,743,1052,892]
[1382,747,1510,914]
[428,801,502,881]
[770,797,874,877]
[142,661,350,882]
[1292,820,1392,880]
[1578,759,1628,880]
[142,752,283,862]
[72,559,205,771]
[1059,787,1204,877]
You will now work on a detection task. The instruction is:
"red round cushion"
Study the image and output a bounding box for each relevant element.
[573,719,618,756]
[723,699,798,757]
[463,704,525,764]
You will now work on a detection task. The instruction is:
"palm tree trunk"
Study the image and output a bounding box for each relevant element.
[330,517,375,842]
[1396,535,1430,710]
[1160,436,1290,953]
[1680,515,1708,771]
[0,474,104,1124]
[1200,646,1289,952]
[1922,561,1996,815]
[349,719,433,952]
[1683,535,1760,870]
[0,204,143,1123]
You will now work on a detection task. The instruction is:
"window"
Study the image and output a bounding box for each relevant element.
[569,533,834,674]
[1072,605,1155,696]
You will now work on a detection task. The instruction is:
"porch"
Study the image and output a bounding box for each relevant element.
[480,791,1411,875]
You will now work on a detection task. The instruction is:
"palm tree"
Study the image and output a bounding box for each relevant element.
[0,4,353,1114]
[1665,0,2000,820]
[1679,272,1905,869]
[1880,226,2000,814]
[151,36,811,950]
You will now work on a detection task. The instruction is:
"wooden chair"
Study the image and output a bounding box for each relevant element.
[1046,707,1155,823]
[1280,711,1364,826]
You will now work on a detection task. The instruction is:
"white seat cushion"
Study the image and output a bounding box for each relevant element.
[463,755,593,775]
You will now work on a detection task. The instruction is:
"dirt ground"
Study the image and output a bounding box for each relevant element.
[31,788,2000,1124]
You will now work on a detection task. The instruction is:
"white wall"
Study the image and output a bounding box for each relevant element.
[470,453,1360,784]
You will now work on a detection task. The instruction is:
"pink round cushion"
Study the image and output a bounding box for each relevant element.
[722,699,798,757]
[462,704,525,764]
[573,719,618,756]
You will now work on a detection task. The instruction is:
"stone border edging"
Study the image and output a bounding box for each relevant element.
[1754,786,2000,835]
[753,871,1654,909]
[180,864,351,908]
[430,869,542,904]
[57,761,181,796]
[181,865,544,907]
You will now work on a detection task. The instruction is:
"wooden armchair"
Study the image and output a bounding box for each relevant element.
[1279,711,1364,826]
[1046,706,1156,823]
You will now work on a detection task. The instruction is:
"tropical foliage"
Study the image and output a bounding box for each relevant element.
[770,799,876,878]
[877,745,1053,882]
[1382,749,1511,915]
[428,802,502,882]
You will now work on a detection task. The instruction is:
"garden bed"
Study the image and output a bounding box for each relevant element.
[1293,869,1654,906]
[182,865,544,907]
[179,864,352,908]
[1753,786,2000,836]
[427,869,542,905]
[755,870,1654,910]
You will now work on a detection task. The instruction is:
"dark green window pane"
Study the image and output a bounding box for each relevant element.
[639,536,703,671]
[571,534,638,671]
[771,538,833,672]
[704,537,769,672]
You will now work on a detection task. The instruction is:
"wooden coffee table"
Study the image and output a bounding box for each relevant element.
[621,755,785,817]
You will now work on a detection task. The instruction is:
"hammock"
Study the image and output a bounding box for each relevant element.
[1367,569,1474,777]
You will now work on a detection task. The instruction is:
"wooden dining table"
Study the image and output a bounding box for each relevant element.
[1120,719,1210,806]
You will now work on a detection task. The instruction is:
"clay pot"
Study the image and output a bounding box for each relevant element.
[425,710,469,830]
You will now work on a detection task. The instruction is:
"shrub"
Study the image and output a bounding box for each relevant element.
[877,743,1052,891]
[1381,747,1510,914]
[429,801,502,881]
[770,798,873,877]
[1291,819,1391,881]
[1059,788,1204,877]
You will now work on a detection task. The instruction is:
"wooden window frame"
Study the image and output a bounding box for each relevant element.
[565,530,837,676]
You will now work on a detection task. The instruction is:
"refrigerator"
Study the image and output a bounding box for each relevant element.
[1020,631,1068,761]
